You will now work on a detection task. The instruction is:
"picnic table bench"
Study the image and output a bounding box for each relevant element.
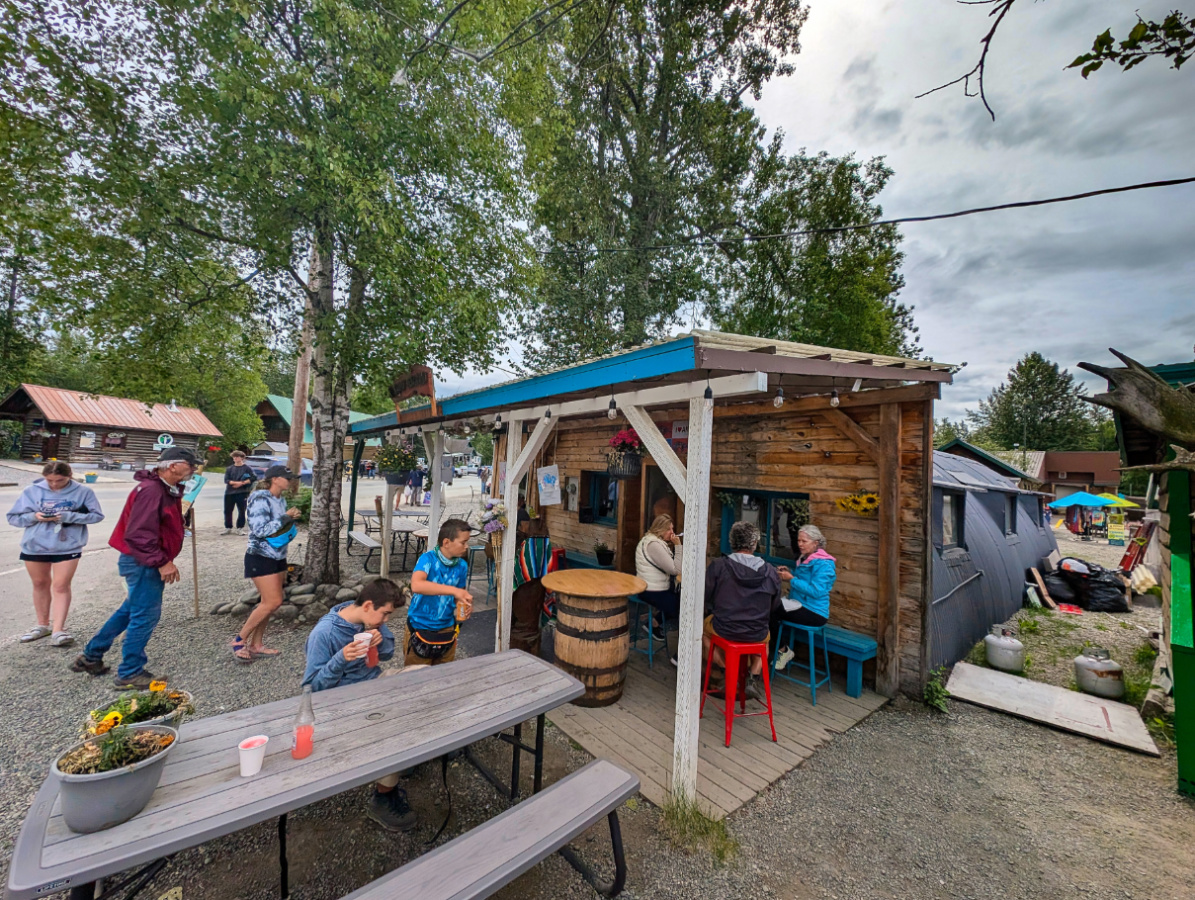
[341,759,639,899]
[822,625,878,698]
[6,652,585,900]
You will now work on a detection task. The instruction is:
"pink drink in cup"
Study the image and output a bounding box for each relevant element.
[238,735,269,777]
[354,631,377,668]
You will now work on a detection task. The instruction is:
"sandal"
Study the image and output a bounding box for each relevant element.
[230,634,254,664]
[20,625,52,643]
[50,631,75,648]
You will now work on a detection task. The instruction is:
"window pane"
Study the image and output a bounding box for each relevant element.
[1005,495,1017,534]
[739,493,764,537]
[593,474,618,521]
[771,498,810,562]
[942,494,957,546]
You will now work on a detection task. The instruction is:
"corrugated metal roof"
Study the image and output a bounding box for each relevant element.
[19,384,221,435]
[990,449,1047,481]
[933,451,1022,493]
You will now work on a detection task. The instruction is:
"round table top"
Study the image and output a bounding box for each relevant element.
[541,569,647,598]
[412,527,429,540]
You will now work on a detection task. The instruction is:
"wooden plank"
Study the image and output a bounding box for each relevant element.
[820,408,880,464]
[342,760,639,900]
[712,383,941,420]
[673,394,714,804]
[497,424,523,651]
[875,402,901,696]
[622,403,687,498]
[424,427,444,540]
[947,662,1159,756]
[1030,567,1059,610]
[9,653,583,899]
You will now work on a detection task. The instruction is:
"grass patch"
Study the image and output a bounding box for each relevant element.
[1147,714,1177,750]
[661,797,739,865]
[924,666,950,712]
[1095,624,1108,632]
[1133,643,1159,667]
[965,641,988,668]
[1019,618,1041,635]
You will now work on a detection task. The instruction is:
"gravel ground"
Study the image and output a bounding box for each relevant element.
[3,524,1193,900]
[0,464,46,490]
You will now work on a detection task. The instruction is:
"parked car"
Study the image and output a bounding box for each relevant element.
[244,455,313,487]
[455,464,479,476]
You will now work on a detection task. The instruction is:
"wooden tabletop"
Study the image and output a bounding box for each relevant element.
[7,652,583,900]
[541,569,647,598]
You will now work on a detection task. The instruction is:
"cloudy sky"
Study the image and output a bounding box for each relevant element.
[437,0,1195,419]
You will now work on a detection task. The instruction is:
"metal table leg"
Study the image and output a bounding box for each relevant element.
[558,810,628,897]
[278,814,288,898]
[464,713,547,801]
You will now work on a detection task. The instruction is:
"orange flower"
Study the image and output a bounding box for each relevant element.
[149,680,167,692]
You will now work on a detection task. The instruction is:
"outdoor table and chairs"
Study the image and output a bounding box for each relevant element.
[7,652,596,900]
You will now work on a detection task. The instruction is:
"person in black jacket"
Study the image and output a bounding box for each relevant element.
[223,450,255,535]
[702,520,783,700]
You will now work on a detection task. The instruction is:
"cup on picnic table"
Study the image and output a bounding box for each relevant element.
[238,735,269,777]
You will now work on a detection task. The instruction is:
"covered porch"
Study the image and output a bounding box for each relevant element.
[346,330,954,809]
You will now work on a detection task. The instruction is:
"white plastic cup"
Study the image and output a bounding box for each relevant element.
[239,735,269,777]
[353,631,372,654]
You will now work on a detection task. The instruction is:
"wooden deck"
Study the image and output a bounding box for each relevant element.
[547,650,888,819]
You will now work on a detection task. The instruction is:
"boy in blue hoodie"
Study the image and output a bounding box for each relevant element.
[301,578,418,831]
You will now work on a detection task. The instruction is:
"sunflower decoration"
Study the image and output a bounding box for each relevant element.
[836,491,880,518]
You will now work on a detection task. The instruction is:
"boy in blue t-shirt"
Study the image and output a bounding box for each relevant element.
[405,518,474,666]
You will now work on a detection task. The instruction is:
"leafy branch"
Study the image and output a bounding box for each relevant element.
[1068,12,1195,77]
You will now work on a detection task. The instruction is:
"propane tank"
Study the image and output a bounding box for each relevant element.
[1074,647,1125,699]
[984,625,1026,673]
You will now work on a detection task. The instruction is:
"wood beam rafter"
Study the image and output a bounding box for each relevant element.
[621,404,687,498]
[821,408,880,464]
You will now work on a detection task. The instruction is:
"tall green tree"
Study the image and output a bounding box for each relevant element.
[967,352,1099,450]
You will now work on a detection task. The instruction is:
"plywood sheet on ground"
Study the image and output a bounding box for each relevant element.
[548,650,888,819]
[947,662,1159,756]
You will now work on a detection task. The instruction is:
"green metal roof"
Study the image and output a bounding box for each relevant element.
[264,395,379,444]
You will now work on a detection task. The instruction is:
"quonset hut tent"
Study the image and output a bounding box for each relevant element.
[928,451,1059,669]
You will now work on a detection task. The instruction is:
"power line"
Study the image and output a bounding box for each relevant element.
[556,175,1195,255]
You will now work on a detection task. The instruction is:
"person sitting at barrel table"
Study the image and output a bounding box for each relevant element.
[702,520,782,701]
[634,514,682,646]
[772,524,835,671]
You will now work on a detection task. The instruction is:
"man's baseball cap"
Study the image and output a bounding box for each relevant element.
[263,465,296,481]
[159,447,198,466]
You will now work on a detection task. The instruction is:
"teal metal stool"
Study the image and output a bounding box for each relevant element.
[628,596,668,669]
[773,621,832,705]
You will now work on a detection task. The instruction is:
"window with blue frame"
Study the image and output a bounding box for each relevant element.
[585,472,619,526]
[716,489,811,565]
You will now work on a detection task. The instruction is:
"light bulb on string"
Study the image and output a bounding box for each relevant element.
[830,390,840,408]
[607,396,617,420]
[773,387,785,409]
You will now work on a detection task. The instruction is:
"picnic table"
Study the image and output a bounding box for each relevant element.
[7,652,583,900]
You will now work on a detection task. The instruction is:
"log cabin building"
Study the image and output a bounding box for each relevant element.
[0,384,219,466]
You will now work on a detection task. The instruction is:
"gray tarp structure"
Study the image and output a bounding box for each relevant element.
[928,452,1059,669]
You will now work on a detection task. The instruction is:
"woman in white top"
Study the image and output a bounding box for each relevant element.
[634,514,683,641]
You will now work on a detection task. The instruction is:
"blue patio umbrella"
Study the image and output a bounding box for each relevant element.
[1047,491,1113,508]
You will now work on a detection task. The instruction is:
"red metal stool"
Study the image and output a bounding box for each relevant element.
[700,633,777,747]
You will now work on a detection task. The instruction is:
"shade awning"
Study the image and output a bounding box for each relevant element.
[1047,491,1113,508]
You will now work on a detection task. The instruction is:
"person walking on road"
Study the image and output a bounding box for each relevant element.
[223,449,255,534]
[7,461,105,648]
[70,447,196,689]
[231,465,301,663]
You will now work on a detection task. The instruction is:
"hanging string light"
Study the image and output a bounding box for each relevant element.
[830,390,840,408]
[773,387,785,409]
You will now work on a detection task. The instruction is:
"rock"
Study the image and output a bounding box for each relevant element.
[231,602,251,615]
[217,602,236,614]
[209,602,227,615]
[239,587,261,604]
[244,593,261,605]
[361,573,382,584]
[307,603,329,617]
[335,588,357,601]
[290,582,316,596]
[320,584,341,599]
[290,592,315,607]
[274,604,300,621]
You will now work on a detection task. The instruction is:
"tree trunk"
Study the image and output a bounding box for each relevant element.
[287,242,318,478]
[3,253,20,368]
[302,240,356,586]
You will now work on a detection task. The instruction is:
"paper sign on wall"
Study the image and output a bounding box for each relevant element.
[537,465,562,506]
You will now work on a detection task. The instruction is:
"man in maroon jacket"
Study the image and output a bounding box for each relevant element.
[71,447,197,689]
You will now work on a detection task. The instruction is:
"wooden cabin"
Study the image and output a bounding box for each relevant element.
[347,330,955,808]
[0,384,218,465]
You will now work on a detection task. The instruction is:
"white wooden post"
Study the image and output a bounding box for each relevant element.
[497,420,523,652]
[621,404,687,499]
[496,412,558,652]
[424,427,445,539]
[380,482,398,576]
[672,394,713,804]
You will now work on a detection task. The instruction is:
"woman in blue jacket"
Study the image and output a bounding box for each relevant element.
[6,461,104,647]
[772,524,836,671]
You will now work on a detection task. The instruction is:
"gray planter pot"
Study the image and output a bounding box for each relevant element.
[53,725,178,834]
[83,690,194,736]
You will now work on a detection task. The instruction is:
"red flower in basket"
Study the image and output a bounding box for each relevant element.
[608,429,643,454]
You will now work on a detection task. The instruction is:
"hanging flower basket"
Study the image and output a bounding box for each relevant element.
[606,429,645,480]
[384,469,411,485]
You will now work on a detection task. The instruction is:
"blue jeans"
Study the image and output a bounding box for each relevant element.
[84,554,165,679]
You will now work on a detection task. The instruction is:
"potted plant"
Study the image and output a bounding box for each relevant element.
[480,501,509,550]
[607,429,645,479]
[53,723,178,833]
[85,681,195,736]
[375,441,419,485]
[594,541,615,566]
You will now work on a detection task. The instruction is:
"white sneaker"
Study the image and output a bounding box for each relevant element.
[223,528,233,535]
[237,528,247,535]
[774,646,795,671]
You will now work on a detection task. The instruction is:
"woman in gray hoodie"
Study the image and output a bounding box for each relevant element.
[6,461,104,647]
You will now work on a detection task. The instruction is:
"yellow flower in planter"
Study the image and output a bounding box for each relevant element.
[149,680,167,692]
[91,711,123,735]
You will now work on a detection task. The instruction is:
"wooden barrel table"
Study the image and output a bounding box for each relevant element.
[542,569,647,707]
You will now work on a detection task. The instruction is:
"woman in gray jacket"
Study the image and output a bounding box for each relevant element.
[6,461,104,647]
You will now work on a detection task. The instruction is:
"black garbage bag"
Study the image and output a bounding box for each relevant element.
[1085,571,1130,613]
[1042,572,1076,603]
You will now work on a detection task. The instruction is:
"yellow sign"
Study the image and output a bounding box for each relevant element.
[1108,513,1125,546]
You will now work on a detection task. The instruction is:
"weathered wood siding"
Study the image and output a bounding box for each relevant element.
[522,397,930,695]
[16,404,204,467]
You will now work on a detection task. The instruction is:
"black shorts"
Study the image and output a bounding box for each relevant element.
[244,553,288,579]
[20,552,82,564]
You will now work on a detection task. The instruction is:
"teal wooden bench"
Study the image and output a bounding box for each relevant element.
[822,625,877,698]
[564,551,614,570]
